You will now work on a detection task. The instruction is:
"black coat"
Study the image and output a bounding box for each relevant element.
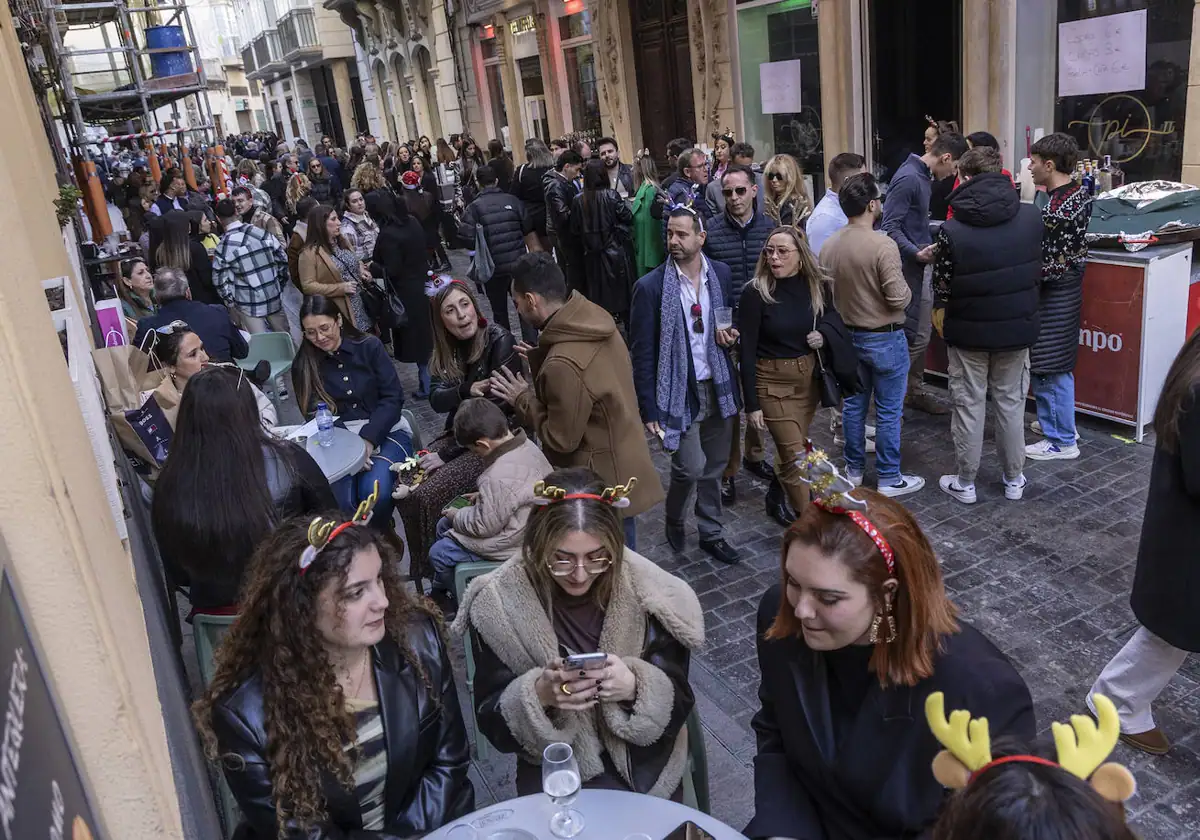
[305,335,405,447]
[510,163,551,236]
[372,218,433,364]
[814,307,862,399]
[571,188,635,317]
[459,187,529,276]
[212,621,475,839]
[1131,387,1200,651]
[940,172,1043,352]
[308,173,342,205]
[745,585,1035,840]
[702,209,776,302]
[134,298,248,363]
[543,170,577,240]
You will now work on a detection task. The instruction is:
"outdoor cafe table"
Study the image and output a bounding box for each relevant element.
[424,789,748,840]
[303,426,368,482]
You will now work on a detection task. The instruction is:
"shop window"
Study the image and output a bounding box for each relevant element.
[736,0,824,195]
[563,43,601,136]
[481,38,497,61]
[518,56,545,96]
[1056,0,1191,183]
[485,63,508,138]
[559,9,591,41]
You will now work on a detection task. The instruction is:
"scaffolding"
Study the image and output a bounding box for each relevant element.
[10,0,223,235]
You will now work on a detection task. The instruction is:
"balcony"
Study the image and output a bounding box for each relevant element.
[278,8,321,61]
[241,44,256,75]
[247,30,286,79]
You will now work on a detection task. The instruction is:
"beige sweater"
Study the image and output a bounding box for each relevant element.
[449,432,552,560]
[820,224,912,329]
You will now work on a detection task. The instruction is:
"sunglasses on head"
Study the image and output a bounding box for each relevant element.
[154,319,189,335]
[722,186,750,198]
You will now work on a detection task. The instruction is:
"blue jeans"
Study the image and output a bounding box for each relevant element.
[332,430,414,529]
[428,516,487,594]
[623,516,637,550]
[843,329,909,480]
[1032,372,1077,447]
[415,362,431,395]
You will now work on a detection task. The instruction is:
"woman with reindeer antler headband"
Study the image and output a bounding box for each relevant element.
[743,444,1034,840]
[194,502,474,839]
[453,467,705,801]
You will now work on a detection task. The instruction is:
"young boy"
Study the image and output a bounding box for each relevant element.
[427,398,552,602]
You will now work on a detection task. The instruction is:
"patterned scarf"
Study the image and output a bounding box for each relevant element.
[655,258,738,451]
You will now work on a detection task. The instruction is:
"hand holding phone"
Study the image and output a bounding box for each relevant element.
[564,652,608,671]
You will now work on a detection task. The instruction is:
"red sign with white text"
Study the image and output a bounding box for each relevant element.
[1074,261,1143,422]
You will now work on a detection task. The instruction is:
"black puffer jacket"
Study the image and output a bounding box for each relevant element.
[703,209,775,303]
[939,172,1043,352]
[510,163,551,236]
[211,621,475,839]
[458,187,529,275]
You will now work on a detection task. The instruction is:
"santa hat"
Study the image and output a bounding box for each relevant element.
[401,170,421,189]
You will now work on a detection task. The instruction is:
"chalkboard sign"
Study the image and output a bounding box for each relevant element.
[0,571,106,840]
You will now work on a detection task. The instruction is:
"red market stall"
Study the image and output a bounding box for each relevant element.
[926,241,1193,441]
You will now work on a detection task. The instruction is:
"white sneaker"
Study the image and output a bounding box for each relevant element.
[1004,474,1028,500]
[878,474,925,498]
[845,466,864,487]
[1025,439,1080,461]
[938,475,976,504]
[829,409,842,432]
[1030,419,1079,441]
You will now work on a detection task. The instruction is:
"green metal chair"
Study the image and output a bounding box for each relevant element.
[236,332,295,409]
[455,560,500,761]
[681,705,711,814]
[192,613,242,838]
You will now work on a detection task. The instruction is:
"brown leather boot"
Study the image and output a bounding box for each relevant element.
[1120,728,1170,755]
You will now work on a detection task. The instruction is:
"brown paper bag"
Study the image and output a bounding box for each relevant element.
[93,345,180,479]
[91,345,163,411]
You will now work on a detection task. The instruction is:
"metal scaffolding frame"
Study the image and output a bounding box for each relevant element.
[12,0,218,164]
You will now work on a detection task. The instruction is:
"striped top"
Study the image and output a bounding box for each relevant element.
[345,697,388,830]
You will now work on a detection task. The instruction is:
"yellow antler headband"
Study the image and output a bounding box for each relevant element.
[532,478,638,509]
[925,692,1136,803]
[298,481,380,574]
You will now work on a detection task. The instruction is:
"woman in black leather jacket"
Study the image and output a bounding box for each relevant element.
[396,280,523,589]
[454,467,705,799]
[194,514,474,839]
[510,139,555,252]
[152,365,336,613]
[571,159,635,325]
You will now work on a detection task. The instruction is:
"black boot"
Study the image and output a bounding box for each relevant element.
[765,477,797,528]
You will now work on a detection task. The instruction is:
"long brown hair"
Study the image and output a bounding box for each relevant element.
[520,467,625,611]
[767,488,959,688]
[303,204,352,253]
[428,282,489,382]
[192,518,438,837]
[749,225,827,311]
[1153,327,1200,452]
[155,213,195,272]
[292,294,365,414]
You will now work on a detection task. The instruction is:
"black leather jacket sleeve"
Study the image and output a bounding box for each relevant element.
[469,629,537,755]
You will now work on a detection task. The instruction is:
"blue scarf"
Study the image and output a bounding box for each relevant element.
[655,258,739,451]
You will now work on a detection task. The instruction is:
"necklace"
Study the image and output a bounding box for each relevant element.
[339,650,371,700]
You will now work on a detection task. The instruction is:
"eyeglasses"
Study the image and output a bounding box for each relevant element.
[764,246,797,258]
[722,186,750,198]
[547,555,614,577]
[766,172,783,181]
[690,303,704,334]
[154,319,189,335]
[302,322,339,340]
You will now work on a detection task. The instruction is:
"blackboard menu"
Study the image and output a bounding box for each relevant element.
[0,570,106,840]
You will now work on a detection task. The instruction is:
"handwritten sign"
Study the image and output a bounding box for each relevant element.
[759,60,802,115]
[1058,9,1147,98]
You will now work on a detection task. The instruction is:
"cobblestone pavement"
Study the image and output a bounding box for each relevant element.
[396,251,1200,839]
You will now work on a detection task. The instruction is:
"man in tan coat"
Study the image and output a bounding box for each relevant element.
[490,252,664,547]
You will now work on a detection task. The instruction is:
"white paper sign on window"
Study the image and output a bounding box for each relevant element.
[759,60,803,115]
[1058,9,1147,98]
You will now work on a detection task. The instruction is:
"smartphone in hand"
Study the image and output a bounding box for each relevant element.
[564,652,608,671]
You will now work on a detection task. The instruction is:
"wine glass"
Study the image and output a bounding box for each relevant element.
[542,742,584,838]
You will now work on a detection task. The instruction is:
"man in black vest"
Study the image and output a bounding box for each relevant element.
[930,146,1042,505]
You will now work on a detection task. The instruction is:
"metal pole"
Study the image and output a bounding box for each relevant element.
[42,0,94,162]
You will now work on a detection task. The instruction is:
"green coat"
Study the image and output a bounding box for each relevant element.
[632,181,665,279]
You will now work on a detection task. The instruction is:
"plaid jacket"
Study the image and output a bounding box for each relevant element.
[213,222,288,317]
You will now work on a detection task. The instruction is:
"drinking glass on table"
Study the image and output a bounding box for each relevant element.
[543,742,584,838]
[715,307,733,331]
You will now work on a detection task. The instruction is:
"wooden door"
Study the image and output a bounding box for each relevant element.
[631,0,696,162]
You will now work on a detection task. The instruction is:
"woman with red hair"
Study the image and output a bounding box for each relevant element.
[744,447,1034,840]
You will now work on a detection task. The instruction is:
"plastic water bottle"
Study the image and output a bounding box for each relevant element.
[316,402,334,448]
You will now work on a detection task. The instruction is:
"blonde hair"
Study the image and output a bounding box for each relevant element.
[350,161,386,194]
[749,225,826,312]
[286,173,311,214]
[633,152,659,190]
[762,154,810,226]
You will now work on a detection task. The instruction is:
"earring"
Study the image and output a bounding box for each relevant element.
[868,613,882,645]
[869,602,898,644]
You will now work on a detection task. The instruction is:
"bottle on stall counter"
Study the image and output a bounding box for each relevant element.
[1081,161,1094,196]
[316,401,334,448]
[1098,155,1114,194]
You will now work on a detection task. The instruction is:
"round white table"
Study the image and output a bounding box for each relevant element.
[304,427,369,482]
[425,790,747,840]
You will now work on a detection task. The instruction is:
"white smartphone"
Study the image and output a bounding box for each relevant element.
[564,652,608,671]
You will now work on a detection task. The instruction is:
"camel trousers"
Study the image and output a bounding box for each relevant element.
[755,356,821,512]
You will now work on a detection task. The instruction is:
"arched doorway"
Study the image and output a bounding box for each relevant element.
[414,45,443,141]
[392,54,420,142]
[372,59,398,142]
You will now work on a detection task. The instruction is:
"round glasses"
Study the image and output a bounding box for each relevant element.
[547,555,613,577]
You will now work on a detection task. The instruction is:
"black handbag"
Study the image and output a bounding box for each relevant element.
[811,313,841,408]
[362,267,408,330]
